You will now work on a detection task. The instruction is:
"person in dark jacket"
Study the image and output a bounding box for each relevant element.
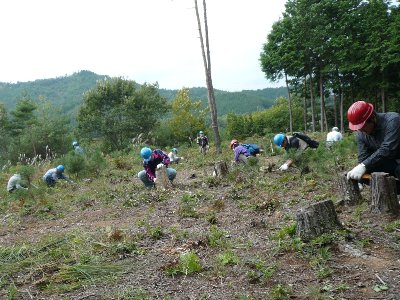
[273,133,309,171]
[138,147,177,188]
[346,100,400,181]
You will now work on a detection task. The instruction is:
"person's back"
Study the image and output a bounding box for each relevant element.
[7,174,26,192]
[287,135,308,151]
[326,127,343,143]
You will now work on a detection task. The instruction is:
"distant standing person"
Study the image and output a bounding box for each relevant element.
[7,173,27,192]
[326,127,343,145]
[138,147,177,188]
[72,141,85,155]
[196,131,209,154]
[43,165,74,187]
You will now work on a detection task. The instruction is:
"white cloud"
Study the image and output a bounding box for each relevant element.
[0,0,286,91]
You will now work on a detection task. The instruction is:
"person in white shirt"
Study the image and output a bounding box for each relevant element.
[326,127,343,145]
[7,173,28,192]
[168,148,184,164]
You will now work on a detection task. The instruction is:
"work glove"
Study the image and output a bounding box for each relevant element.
[278,163,289,171]
[156,163,164,169]
[153,177,157,183]
[346,163,366,181]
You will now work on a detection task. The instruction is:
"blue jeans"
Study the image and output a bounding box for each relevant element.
[138,168,177,188]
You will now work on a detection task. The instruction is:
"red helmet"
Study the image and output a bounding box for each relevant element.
[347,101,374,130]
[230,139,239,149]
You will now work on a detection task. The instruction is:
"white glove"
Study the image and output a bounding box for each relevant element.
[157,163,164,169]
[153,177,157,183]
[180,157,184,160]
[347,163,366,180]
[278,163,289,171]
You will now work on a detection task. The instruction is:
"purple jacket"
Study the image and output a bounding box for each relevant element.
[234,145,251,161]
[143,149,170,181]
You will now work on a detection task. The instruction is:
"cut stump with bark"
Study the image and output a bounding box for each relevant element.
[339,172,362,206]
[213,161,229,178]
[155,165,173,190]
[296,199,342,241]
[371,172,400,214]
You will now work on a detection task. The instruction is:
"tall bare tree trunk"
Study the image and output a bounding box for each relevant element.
[319,73,325,132]
[194,0,221,153]
[333,94,337,128]
[309,72,316,132]
[303,76,308,132]
[340,92,344,134]
[381,87,386,113]
[285,72,293,134]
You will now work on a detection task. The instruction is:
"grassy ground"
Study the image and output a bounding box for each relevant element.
[0,134,400,300]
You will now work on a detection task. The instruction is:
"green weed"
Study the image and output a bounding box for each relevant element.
[216,250,240,266]
[207,225,229,248]
[165,251,202,276]
[267,284,292,300]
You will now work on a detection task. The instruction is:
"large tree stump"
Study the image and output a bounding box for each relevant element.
[213,161,229,177]
[155,165,173,190]
[296,199,342,241]
[339,172,362,206]
[371,172,400,214]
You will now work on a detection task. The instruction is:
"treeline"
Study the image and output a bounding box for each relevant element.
[0,76,291,167]
[260,0,400,132]
[0,71,287,118]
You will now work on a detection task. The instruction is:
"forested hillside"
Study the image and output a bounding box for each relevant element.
[0,71,287,117]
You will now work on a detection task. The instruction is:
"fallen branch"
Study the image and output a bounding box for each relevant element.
[375,273,386,285]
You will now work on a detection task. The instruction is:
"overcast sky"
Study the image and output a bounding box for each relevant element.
[0,0,287,91]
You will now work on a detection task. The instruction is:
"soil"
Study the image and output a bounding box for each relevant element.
[1,154,400,300]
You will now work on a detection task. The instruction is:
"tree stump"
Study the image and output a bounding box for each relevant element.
[296,199,342,241]
[155,165,173,190]
[371,172,400,214]
[213,161,229,178]
[339,172,362,206]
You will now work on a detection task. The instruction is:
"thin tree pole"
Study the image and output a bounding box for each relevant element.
[309,72,316,132]
[303,75,308,132]
[285,72,293,134]
[194,0,221,153]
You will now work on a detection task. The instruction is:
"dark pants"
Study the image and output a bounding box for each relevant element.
[366,159,400,180]
[362,159,400,193]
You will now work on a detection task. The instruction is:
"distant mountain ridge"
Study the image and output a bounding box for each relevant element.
[0,70,287,116]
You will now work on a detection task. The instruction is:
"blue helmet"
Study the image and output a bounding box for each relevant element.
[56,165,65,172]
[273,133,285,147]
[172,148,178,153]
[140,147,152,161]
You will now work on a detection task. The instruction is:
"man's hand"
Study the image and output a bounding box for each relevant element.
[278,163,289,171]
[153,177,157,183]
[347,163,366,180]
[157,163,164,169]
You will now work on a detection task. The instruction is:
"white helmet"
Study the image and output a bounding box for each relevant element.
[332,127,339,132]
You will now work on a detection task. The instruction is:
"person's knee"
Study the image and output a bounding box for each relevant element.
[167,168,177,181]
[138,170,146,180]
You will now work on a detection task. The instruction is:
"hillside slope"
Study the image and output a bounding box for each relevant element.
[0,71,287,117]
[0,138,399,299]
